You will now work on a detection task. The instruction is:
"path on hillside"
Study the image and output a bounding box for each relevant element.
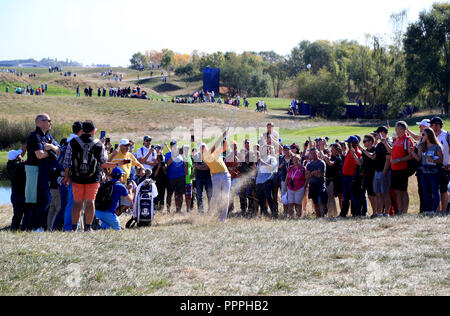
[122,75,165,82]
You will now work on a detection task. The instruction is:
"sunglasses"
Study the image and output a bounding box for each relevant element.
[42,119,52,123]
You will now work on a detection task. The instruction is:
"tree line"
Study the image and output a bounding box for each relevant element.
[130,3,449,118]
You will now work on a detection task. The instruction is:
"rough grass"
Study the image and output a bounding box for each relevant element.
[0,204,448,296]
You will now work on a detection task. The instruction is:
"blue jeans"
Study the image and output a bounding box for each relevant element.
[211,173,231,222]
[95,211,121,230]
[196,176,212,212]
[52,184,69,231]
[340,176,361,217]
[63,182,74,232]
[420,170,440,213]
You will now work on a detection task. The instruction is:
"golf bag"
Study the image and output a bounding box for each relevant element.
[126,179,158,228]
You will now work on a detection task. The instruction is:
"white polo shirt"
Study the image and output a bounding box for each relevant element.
[136,146,157,169]
[436,130,450,167]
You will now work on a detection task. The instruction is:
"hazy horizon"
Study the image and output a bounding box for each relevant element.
[0,0,440,67]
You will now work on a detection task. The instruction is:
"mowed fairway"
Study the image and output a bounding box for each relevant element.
[0,206,448,296]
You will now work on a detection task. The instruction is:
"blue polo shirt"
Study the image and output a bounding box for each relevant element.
[164,152,185,179]
[105,181,129,214]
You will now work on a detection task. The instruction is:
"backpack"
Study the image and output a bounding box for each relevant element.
[404,137,420,177]
[95,181,116,211]
[73,137,100,180]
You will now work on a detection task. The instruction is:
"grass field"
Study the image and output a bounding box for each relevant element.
[0,67,448,296]
[0,205,448,296]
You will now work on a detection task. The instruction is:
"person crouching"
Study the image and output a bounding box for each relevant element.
[95,167,134,230]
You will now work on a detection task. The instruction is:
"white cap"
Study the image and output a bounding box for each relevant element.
[8,149,22,161]
[416,119,430,128]
[119,139,130,146]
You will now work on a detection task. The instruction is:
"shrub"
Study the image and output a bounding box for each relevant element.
[0,119,72,150]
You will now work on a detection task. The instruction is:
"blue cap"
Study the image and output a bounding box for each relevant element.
[283,145,290,150]
[345,136,359,143]
[111,167,125,177]
[170,141,177,147]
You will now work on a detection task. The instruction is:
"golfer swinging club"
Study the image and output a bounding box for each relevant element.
[200,107,236,221]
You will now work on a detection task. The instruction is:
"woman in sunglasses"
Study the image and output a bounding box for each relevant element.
[409,128,443,214]
[284,154,306,218]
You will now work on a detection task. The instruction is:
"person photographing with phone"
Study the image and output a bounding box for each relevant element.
[107,139,144,211]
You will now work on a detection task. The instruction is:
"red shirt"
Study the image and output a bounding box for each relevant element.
[226,158,241,179]
[391,134,414,171]
[342,148,362,176]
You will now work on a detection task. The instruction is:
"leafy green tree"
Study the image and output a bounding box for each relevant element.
[287,42,306,77]
[296,68,346,118]
[199,52,225,71]
[404,3,450,113]
[129,52,149,70]
[161,49,175,69]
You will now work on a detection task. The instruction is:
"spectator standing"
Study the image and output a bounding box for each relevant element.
[284,154,306,218]
[359,134,377,216]
[225,142,241,214]
[238,140,257,216]
[255,145,279,218]
[23,114,60,232]
[340,136,363,217]
[383,121,414,215]
[164,141,186,213]
[108,139,144,212]
[321,144,343,217]
[306,148,328,218]
[429,116,450,212]
[136,136,157,170]
[64,121,119,232]
[409,127,443,214]
[183,145,194,213]
[62,122,83,231]
[151,146,167,211]
[370,127,392,217]
[6,148,26,231]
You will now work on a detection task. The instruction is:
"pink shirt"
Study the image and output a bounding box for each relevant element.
[286,166,306,191]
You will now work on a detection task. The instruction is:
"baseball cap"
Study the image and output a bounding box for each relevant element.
[143,136,152,142]
[170,141,177,147]
[416,119,430,128]
[119,139,130,146]
[7,149,22,161]
[430,116,443,126]
[154,144,161,150]
[374,126,389,134]
[283,145,290,150]
[111,167,125,177]
[345,136,359,143]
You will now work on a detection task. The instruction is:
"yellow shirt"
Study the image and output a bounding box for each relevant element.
[108,151,140,183]
[203,150,228,175]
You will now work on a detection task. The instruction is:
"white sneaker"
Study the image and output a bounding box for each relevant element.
[36,227,45,232]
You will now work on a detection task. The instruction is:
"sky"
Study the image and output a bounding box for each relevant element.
[0,0,440,67]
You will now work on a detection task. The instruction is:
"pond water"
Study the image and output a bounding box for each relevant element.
[0,181,11,205]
